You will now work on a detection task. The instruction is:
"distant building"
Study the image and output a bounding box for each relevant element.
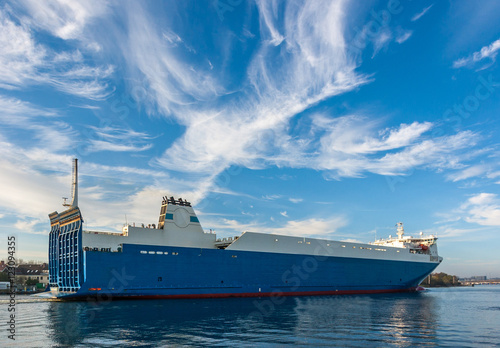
[459,275,487,282]
[11,263,50,288]
[0,260,7,273]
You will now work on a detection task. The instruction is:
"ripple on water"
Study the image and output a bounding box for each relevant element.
[0,288,499,346]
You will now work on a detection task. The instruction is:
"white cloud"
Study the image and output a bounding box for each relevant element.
[453,38,500,69]
[395,30,413,44]
[87,141,152,153]
[0,0,488,240]
[411,4,433,22]
[0,96,78,152]
[0,95,57,122]
[119,2,223,116]
[447,165,488,182]
[424,225,488,241]
[151,0,369,184]
[372,29,392,57]
[269,216,347,237]
[289,198,303,204]
[208,215,348,239]
[162,30,183,45]
[314,116,433,155]
[263,116,473,179]
[118,0,479,200]
[85,126,154,153]
[15,0,109,41]
[0,154,70,220]
[263,194,281,201]
[0,133,203,234]
[280,211,288,217]
[53,50,83,63]
[460,193,500,226]
[0,8,46,89]
[255,0,285,46]
[14,218,47,234]
[468,193,495,206]
[0,7,113,99]
[487,171,500,179]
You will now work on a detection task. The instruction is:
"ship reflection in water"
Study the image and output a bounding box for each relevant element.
[46,293,438,347]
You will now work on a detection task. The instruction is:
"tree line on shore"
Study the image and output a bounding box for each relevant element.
[420,272,460,287]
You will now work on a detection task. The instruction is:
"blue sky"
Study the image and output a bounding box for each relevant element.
[0,0,499,278]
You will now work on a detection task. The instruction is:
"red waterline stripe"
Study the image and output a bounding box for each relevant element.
[64,287,420,301]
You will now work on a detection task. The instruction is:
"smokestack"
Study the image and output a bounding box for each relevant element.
[71,158,78,208]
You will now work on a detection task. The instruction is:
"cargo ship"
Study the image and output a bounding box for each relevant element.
[47,159,442,299]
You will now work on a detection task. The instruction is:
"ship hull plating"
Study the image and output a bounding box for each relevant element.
[54,244,439,300]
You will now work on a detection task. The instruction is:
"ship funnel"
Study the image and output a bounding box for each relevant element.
[70,158,78,208]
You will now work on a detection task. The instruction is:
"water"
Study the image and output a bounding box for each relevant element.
[1,286,499,347]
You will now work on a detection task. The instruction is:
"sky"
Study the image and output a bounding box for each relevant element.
[0,0,499,278]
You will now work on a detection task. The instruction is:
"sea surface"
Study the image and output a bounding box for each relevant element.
[1,286,499,347]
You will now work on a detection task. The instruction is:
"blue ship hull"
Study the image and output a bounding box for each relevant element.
[57,243,438,300]
[48,171,441,301]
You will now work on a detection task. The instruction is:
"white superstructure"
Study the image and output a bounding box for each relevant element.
[81,197,442,265]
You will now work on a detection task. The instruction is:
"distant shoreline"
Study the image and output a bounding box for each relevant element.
[424,283,499,288]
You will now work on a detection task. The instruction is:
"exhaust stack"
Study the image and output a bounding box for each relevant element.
[64,158,78,208]
[71,158,78,208]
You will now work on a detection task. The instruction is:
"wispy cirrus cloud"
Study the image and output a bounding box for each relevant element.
[14,0,109,43]
[0,131,199,234]
[453,38,500,69]
[85,126,154,153]
[268,116,476,179]
[0,6,113,99]
[119,2,223,117]
[372,28,392,57]
[411,4,433,22]
[0,95,58,121]
[447,164,489,182]
[152,0,369,178]
[90,0,484,205]
[0,96,78,151]
[314,117,433,155]
[395,29,413,44]
[0,8,45,89]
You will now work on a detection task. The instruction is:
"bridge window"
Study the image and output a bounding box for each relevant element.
[165,213,174,220]
[190,216,199,223]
